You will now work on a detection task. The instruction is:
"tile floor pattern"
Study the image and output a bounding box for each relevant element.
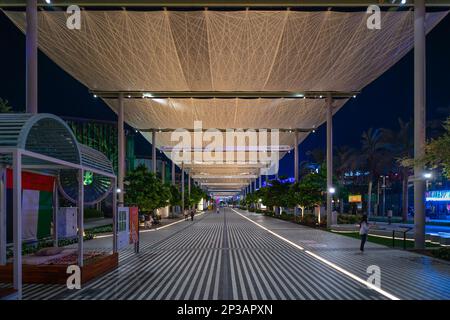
[5,208,450,300]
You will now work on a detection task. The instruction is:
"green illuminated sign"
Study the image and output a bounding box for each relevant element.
[83,171,94,186]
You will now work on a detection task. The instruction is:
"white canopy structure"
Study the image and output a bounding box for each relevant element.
[3,8,447,195]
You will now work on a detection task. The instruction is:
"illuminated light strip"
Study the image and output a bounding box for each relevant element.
[231,208,305,250]
[141,212,205,233]
[426,197,450,202]
[331,230,414,241]
[94,212,205,238]
[303,249,400,300]
[331,230,450,247]
[231,208,400,300]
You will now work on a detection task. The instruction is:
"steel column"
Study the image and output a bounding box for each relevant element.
[188,173,191,208]
[181,162,185,213]
[294,131,299,182]
[53,180,59,247]
[26,0,37,114]
[78,169,84,267]
[414,0,426,249]
[152,129,157,174]
[112,178,118,253]
[13,150,22,299]
[326,94,333,229]
[0,168,6,265]
[117,93,125,205]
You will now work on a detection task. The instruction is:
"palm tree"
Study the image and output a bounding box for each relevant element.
[381,119,413,222]
[334,146,357,213]
[359,128,390,216]
[306,148,326,165]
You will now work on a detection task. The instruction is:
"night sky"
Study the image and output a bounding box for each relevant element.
[0,10,449,178]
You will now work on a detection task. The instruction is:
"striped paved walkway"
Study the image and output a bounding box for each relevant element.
[8,208,450,300]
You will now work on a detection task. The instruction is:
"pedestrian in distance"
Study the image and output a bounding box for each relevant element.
[387,209,393,225]
[359,215,370,252]
[190,208,195,221]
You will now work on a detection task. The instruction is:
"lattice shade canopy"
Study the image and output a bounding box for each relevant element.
[4,9,447,193]
[0,113,114,204]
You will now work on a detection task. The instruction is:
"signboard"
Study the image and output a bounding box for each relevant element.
[57,207,77,238]
[348,195,362,203]
[426,190,450,202]
[129,207,139,245]
[117,207,129,250]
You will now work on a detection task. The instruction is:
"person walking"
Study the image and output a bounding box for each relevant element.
[359,215,369,252]
[387,209,393,225]
[190,208,195,221]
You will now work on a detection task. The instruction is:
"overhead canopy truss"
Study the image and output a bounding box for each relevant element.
[3,7,448,194]
[2,0,450,8]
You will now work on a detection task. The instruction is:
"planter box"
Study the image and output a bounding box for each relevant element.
[0,252,118,284]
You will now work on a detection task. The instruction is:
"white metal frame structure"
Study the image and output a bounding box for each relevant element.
[0,113,117,300]
[1,0,445,248]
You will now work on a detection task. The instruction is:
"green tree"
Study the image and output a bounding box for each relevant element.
[381,118,413,221]
[291,168,326,210]
[258,179,292,213]
[124,164,171,214]
[334,146,357,213]
[185,184,207,208]
[423,117,450,179]
[401,117,450,180]
[359,128,390,216]
[168,184,182,206]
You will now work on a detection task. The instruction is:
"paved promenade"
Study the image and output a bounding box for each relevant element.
[13,208,450,300]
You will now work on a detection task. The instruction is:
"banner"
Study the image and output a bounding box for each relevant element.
[129,207,139,245]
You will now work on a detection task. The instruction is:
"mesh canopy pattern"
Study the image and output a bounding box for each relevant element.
[4,9,447,192]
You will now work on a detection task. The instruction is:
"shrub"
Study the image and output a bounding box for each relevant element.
[432,248,450,261]
[84,208,104,219]
[338,214,362,225]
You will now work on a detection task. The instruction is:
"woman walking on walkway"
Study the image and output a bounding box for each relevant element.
[359,215,370,252]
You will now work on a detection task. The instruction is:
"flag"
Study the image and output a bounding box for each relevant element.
[6,169,55,242]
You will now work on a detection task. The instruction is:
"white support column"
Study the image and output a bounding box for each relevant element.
[26,0,38,114]
[118,93,125,205]
[414,0,426,249]
[181,162,185,213]
[259,175,262,189]
[171,161,175,185]
[53,180,59,247]
[162,161,166,183]
[188,172,191,208]
[0,167,6,265]
[152,130,157,174]
[171,161,176,216]
[326,94,333,229]
[112,178,118,253]
[294,131,299,182]
[77,169,84,267]
[13,150,22,299]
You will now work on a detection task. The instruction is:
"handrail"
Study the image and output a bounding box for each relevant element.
[392,227,413,249]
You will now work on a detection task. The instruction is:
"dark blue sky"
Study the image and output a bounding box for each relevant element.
[0,10,449,178]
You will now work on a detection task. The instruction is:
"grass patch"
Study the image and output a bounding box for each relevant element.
[332,231,439,249]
